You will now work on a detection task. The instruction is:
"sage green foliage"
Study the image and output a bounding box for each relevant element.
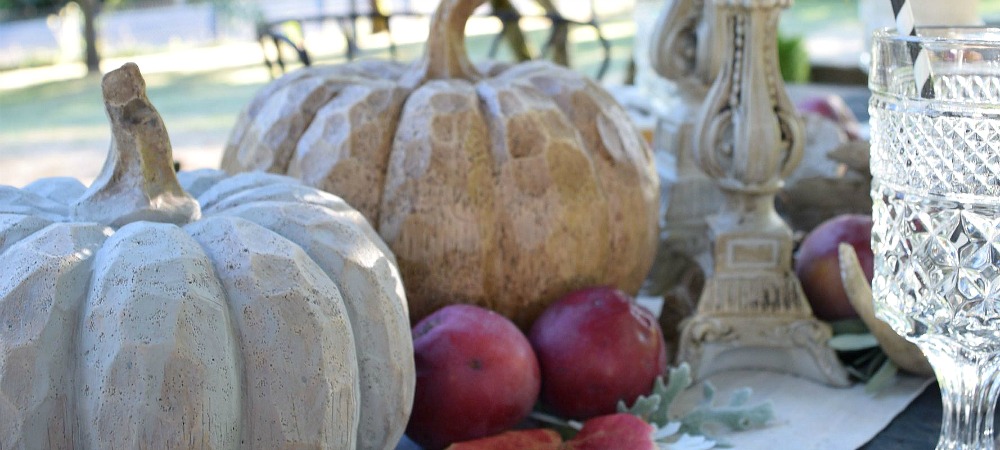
[618,363,775,440]
[679,383,774,436]
[827,318,900,394]
[618,364,690,428]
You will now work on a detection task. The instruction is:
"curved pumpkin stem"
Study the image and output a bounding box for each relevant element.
[403,0,485,85]
[71,63,200,228]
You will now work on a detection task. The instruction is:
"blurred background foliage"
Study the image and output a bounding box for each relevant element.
[3,0,999,187]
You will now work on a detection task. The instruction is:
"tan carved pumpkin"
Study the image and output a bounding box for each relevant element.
[0,63,414,450]
[221,0,660,328]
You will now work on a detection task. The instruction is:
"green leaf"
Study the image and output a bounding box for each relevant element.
[829,318,870,335]
[828,333,880,351]
[727,388,752,407]
[619,393,662,422]
[864,359,899,395]
[618,363,693,427]
[862,350,888,376]
[679,382,775,436]
[619,363,775,442]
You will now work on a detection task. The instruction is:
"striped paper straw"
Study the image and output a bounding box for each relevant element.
[890,0,935,98]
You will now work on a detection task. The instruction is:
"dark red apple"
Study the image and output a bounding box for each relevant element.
[445,428,563,450]
[796,94,862,140]
[406,304,541,449]
[795,214,874,321]
[566,413,657,450]
[528,287,668,420]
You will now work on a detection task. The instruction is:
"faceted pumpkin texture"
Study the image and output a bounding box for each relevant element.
[0,171,414,450]
[223,59,659,329]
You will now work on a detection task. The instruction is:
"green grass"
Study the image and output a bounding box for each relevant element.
[0,67,268,156]
[0,22,636,165]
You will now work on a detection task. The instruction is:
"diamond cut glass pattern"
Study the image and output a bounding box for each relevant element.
[872,183,1000,349]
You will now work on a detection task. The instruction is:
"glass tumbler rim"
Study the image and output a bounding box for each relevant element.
[870,26,1000,106]
[872,26,1000,46]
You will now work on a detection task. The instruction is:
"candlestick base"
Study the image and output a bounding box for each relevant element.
[676,227,850,387]
[679,314,850,387]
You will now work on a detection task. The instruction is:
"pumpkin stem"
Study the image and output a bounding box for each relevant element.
[403,0,484,85]
[71,63,201,228]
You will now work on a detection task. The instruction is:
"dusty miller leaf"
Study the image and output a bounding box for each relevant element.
[679,384,775,436]
[618,363,694,427]
[618,363,774,441]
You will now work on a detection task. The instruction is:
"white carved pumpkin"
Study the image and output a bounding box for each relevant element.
[0,63,414,450]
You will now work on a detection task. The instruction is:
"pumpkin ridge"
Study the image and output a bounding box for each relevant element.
[177,216,251,449]
[290,80,410,224]
[502,64,659,295]
[0,187,70,221]
[235,76,353,175]
[185,216,361,449]
[223,64,411,172]
[195,172,297,213]
[0,214,54,256]
[0,223,106,449]
[78,222,240,449]
[469,81,504,315]
[475,75,617,327]
[224,200,414,449]
[223,67,348,171]
[22,177,87,205]
[379,80,501,323]
[201,182,349,217]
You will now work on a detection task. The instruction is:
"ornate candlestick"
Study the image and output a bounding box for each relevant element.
[676,0,849,387]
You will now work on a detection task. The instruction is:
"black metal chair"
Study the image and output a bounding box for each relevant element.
[255,1,612,81]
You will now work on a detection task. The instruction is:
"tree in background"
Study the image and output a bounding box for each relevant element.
[1,0,100,72]
[0,0,60,17]
[80,0,99,73]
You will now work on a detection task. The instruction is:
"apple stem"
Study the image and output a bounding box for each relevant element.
[528,411,583,431]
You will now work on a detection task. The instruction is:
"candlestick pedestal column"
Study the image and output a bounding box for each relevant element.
[676,0,849,387]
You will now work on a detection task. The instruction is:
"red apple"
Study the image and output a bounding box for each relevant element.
[796,94,862,140]
[445,414,660,450]
[406,304,541,449]
[795,214,874,321]
[566,413,657,450]
[528,287,668,420]
[445,428,563,450]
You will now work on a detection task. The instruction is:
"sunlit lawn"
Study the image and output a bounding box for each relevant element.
[1,68,261,142]
[0,20,639,186]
